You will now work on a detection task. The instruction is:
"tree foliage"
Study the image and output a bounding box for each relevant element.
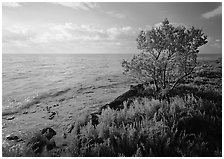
[122,18,208,93]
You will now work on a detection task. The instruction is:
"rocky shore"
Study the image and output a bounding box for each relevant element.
[2,73,135,155]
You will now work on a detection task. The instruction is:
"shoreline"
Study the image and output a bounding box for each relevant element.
[2,73,134,148]
[2,57,222,157]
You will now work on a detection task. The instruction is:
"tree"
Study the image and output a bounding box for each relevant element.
[122,18,207,95]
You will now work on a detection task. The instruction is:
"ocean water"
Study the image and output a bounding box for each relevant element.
[2,54,134,112]
[2,53,221,113]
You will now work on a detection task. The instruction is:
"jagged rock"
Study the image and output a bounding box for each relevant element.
[100,84,144,113]
[108,84,144,110]
[41,127,57,140]
[27,127,57,154]
[6,134,19,140]
[5,116,15,120]
[48,112,56,120]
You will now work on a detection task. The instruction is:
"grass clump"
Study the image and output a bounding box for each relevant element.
[69,94,221,157]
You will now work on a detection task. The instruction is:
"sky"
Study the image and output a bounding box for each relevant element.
[2,2,222,54]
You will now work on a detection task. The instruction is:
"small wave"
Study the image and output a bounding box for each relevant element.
[2,109,19,116]
[2,87,72,116]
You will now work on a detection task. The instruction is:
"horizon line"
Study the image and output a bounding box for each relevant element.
[2,52,222,55]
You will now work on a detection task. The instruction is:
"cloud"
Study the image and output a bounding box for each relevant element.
[105,11,126,19]
[202,5,222,19]
[46,23,108,42]
[2,25,34,43]
[2,23,134,43]
[107,26,136,40]
[2,22,137,54]
[53,2,98,11]
[2,2,22,8]
[38,23,136,43]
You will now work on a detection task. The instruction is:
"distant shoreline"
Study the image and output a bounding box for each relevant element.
[2,53,222,55]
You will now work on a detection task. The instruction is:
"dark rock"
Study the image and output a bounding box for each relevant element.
[53,103,59,107]
[27,127,57,154]
[5,116,15,120]
[108,84,144,110]
[59,98,65,102]
[48,112,56,120]
[6,134,19,140]
[23,111,28,114]
[46,106,51,112]
[27,135,47,154]
[67,124,74,133]
[41,127,57,140]
[16,138,24,142]
[62,143,67,146]
[46,139,56,151]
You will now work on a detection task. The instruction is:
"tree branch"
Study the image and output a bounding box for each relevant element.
[171,69,193,90]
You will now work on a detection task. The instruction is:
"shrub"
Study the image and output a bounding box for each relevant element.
[69,95,221,157]
[122,18,207,95]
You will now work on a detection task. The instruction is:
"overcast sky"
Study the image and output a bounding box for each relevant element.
[2,2,222,54]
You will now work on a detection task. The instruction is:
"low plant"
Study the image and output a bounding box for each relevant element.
[69,94,221,157]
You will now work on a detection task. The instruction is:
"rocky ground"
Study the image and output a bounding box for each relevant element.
[2,73,135,155]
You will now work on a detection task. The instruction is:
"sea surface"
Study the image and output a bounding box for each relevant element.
[2,53,221,113]
[2,54,134,111]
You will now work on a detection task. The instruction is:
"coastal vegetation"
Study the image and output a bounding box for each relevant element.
[66,19,220,157]
[2,19,221,157]
[122,18,208,95]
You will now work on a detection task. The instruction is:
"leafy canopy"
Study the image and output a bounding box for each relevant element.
[122,18,207,93]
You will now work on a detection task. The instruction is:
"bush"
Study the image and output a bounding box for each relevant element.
[122,18,207,94]
[69,95,221,157]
